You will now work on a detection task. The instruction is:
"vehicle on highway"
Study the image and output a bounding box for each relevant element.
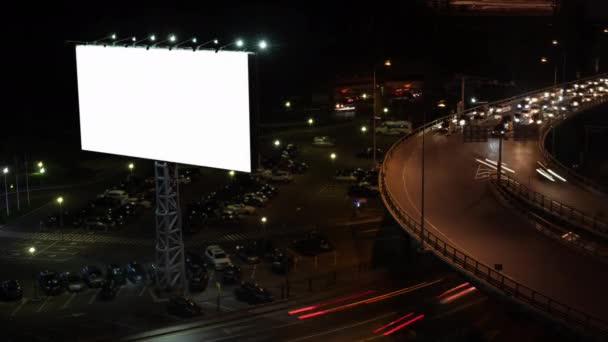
[106,264,127,286]
[291,231,333,256]
[166,296,203,318]
[375,121,412,135]
[81,265,105,288]
[225,203,256,215]
[312,136,335,147]
[222,265,242,284]
[0,280,23,301]
[60,272,86,292]
[205,245,232,270]
[126,262,147,284]
[334,169,358,182]
[39,271,63,295]
[98,280,119,300]
[234,282,273,304]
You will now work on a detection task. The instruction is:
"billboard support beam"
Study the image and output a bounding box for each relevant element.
[154,161,186,293]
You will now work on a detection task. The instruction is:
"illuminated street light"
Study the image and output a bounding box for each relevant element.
[39,167,45,175]
[540,56,548,63]
[56,196,64,227]
[169,34,176,43]
[383,107,389,113]
[258,40,268,50]
[2,167,8,216]
[56,196,63,204]
[362,93,367,99]
[330,152,337,160]
[308,118,314,125]
[361,126,368,133]
[236,39,244,48]
[260,216,267,223]
[437,102,446,108]
[471,97,477,104]
[459,119,466,126]
[37,162,43,168]
[604,28,608,34]
[111,33,117,40]
[229,170,235,177]
[552,39,559,46]
[28,246,36,255]
[285,101,291,108]
[273,139,281,147]
[150,34,156,41]
[384,59,392,66]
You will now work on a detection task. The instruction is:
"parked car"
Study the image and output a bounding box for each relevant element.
[166,296,203,318]
[205,245,232,270]
[188,267,209,292]
[126,262,147,284]
[81,265,104,288]
[100,189,129,205]
[60,272,86,292]
[222,265,242,284]
[234,282,273,304]
[235,243,262,264]
[0,280,23,301]
[225,203,256,215]
[312,136,335,147]
[291,231,333,256]
[82,217,113,231]
[269,170,293,183]
[270,249,294,275]
[39,271,63,295]
[106,264,127,286]
[98,280,120,300]
[334,169,357,182]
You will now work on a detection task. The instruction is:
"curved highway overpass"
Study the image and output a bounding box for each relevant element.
[380,75,608,336]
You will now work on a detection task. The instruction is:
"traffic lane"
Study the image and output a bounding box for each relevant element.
[385,131,608,320]
[495,138,608,220]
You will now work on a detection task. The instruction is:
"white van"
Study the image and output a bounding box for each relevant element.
[375,121,412,135]
[102,189,129,205]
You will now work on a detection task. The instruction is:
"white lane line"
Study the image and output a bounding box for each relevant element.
[10,298,27,317]
[61,293,77,309]
[401,165,472,255]
[88,289,101,304]
[138,285,147,297]
[286,312,397,342]
[35,297,50,313]
[34,240,60,256]
[359,228,380,234]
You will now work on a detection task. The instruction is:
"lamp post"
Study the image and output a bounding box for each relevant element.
[540,56,557,86]
[3,167,9,216]
[128,162,134,176]
[330,153,337,162]
[28,246,40,301]
[56,196,64,227]
[372,59,392,168]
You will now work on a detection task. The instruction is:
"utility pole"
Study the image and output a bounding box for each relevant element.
[14,157,20,211]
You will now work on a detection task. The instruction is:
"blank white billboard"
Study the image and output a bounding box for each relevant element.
[75,45,251,172]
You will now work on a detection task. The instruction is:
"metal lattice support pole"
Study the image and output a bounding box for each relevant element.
[154,161,186,292]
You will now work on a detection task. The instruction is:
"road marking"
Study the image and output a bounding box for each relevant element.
[59,248,67,251]
[401,164,472,255]
[138,285,147,297]
[61,293,77,309]
[286,312,396,342]
[359,228,380,234]
[35,240,60,256]
[35,297,50,313]
[10,298,27,316]
[88,289,100,304]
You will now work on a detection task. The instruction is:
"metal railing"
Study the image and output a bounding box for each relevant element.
[378,74,608,337]
[498,174,608,239]
[539,96,608,196]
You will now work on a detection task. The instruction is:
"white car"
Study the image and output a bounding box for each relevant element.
[225,203,256,215]
[375,121,412,136]
[334,170,357,182]
[312,136,335,147]
[270,170,293,183]
[205,245,232,270]
[101,189,129,205]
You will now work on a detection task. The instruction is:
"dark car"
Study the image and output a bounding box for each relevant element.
[39,271,63,295]
[291,231,333,256]
[0,280,23,301]
[222,265,242,284]
[185,252,206,272]
[235,243,262,264]
[348,184,379,198]
[98,280,119,301]
[126,262,147,284]
[188,267,209,292]
[270,249,294,274]
[259,184,278,197]
[81,265,104,288]
[166,296,203,318]
[234,282,273,305]
[82,217,112,231]
[106,264,127,286]
[60,272,86,292]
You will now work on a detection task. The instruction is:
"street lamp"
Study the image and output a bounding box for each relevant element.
[128,162,134,175]
[284,101,291,108]
[37,161,43,168]
[540,56,557,85]
[330,152,337,161]
[219,39,244,50]
[383,107,389,113]
[372,59,392,168]
[552,39,559,46]
[471,97,477,104]
[39,168,45,175]
[308,118,314,126]
[362,93,367,99]
[27,246,40,301]
[3,167,9,216]
[361,125,368,133]
[258,40,268,50]
[273,139,281,147]
[228,170,236,177]
[56,196,64,227]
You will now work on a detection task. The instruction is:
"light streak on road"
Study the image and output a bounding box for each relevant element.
[536,168,555,182]
[382,314,425,336]
[373,312,415,334]
[298,279,442,320]
[436,282,470,299]
[288,290,376,315]
[547,169,567,182]
[484,158,515,173]
[440,286,477,304]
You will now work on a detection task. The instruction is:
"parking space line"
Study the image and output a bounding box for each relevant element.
[10,298,27,317]
[138,285,147,297]
[35,240,60,256]
[35,297,50,313]
[88,289,100,304]
[61,293,77,309]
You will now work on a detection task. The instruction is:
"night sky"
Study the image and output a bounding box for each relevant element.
[4,1,608,148]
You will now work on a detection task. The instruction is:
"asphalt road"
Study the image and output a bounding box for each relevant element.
[383,128,608,321]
